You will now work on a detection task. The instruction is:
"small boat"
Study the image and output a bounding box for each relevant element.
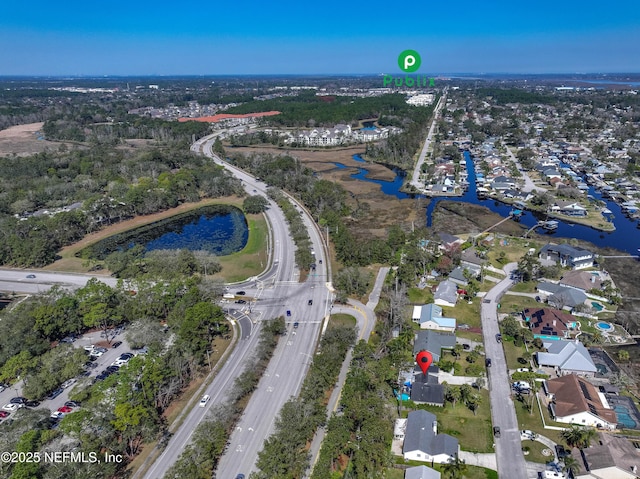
[540,220,559,230]
[602,208,612,214]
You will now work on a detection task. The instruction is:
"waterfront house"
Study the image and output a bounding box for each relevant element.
[402,410,459,464]
[543,374,616,429]
[412,304,456,332]
[559,270,603,293]
[536,340,597,377]
[551,201,587,217]
[523,307,575,339]
[539,243,594,270]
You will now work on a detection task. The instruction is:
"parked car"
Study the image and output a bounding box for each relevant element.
[58,406,73,413]
[25,400,40,408]
[199,394,210,407]
[84,361,98,369]
[293,322,299,329]
[495,333,502,343]
[485,358,492,367]
[493,426,501,437]
[236,291,246,296]
[10,397,27,405]
[235,299,247,304]
[3,403,22,412]
[308,299,313,305]
[286,310,291,316]
[112,341,122,349]
[0,411,9,418]
[26,274,36,279]
[60,336,76,343]
[46,388,64,400]
[60,378,76,389]
[236,475,245,479]
[50,411,65,420]
[65,401,80,408]
[483,298,491,303]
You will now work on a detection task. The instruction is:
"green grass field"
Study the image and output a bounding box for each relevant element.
[416,389,493,453]
[214,213,268,282]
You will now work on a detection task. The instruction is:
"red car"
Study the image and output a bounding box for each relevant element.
[0,411,9,418]
[57,406,73,413]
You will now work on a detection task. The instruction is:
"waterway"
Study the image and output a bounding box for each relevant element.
[332,153,639,255]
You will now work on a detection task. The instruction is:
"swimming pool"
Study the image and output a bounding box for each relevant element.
[592,302,604,312]
[595,321,613,331]
[615,405,637,429]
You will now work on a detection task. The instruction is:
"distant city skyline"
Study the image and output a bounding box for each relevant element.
[2,0,639,76]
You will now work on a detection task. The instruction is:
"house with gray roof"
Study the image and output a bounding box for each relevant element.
[568,433,640,478]
[411,365,445,406]
[559,270,603,293]
[536,340,597,377]
[448,267,468,286]
[402,410,459,463]
[412,304,456,332]
[404,465,441,479]
[536,282,587,310]
[413,330,456,362]
[460,247,485,276]
[434,280,458,307]
[539,243,594,270]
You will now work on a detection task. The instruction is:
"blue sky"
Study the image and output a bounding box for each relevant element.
[1,0,639,75]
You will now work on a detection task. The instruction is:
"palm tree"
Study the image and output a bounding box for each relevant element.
[561,426,585,449]
[441,455,467,479]
[562,454,580,475]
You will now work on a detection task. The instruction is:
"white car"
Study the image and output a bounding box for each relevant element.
[199,395,210,407]
[3,403,22,412]
[50,411,65,419]
[61,378,77,389]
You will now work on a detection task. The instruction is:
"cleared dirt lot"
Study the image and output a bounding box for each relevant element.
[0,122,66,156]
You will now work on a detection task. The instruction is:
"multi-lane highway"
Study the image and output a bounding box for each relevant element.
[139,135,333,479]
[481,262,528,479]
[0,269,118,294]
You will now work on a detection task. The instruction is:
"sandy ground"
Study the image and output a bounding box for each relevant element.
[0,122,65,156]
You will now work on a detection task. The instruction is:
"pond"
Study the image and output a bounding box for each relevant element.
[81,205,248,260]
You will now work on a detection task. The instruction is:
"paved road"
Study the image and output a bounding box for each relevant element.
[410,91,447,192]
[0,269,118,294]
[481,262,529,479]
[305,267,388,476]
[506,146,546,194]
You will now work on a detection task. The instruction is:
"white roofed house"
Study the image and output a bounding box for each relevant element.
[536,340,597,377]
[539,243,594,270]
[412,304,456,332]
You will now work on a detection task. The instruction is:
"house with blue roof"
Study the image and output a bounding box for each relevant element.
[412,304,456,332]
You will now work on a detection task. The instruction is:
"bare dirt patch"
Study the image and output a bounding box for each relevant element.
[0,122,66,156]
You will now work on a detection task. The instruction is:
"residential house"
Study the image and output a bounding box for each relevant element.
[551,201,587,217]
[559,270,603,293]
[412,304,456,332]
[411,365,445,406]
[536,340,598,377]
[535,282,587,310]
[434,280,458,307]
[402,410,459,463]
[413,330,456,362]
[523,307,575,339]
[568,433,640,478]
[437,233,463,250]
[405,465,441,479]
[460,247,485,276]
[543,374,617,430]
[448,267,469,287]
[539,243,594,270]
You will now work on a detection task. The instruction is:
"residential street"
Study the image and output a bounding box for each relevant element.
[481,261,529,479]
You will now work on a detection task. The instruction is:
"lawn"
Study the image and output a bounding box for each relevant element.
[522,439,555,464]
[329,313,357,329]
[408,286,434,304]
[213,213,268,282]
[390,462,497,479]
[416,389,493,453]
[449,299,482,330]
[499,295,540,315]
[513,393,566,446]
[485,237,543,268]
[510,281,538,294]
[502,339,530,370]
